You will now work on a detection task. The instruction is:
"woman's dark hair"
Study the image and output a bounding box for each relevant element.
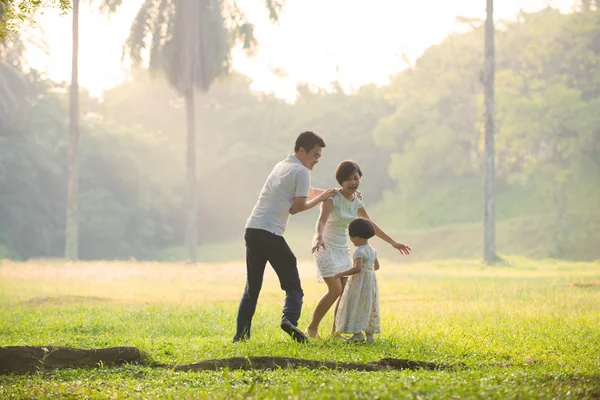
[348,218,375,239]
[294,131,326,153]
[335,160,363,185]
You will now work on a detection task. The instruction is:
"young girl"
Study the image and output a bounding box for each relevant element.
[334,217,380,343]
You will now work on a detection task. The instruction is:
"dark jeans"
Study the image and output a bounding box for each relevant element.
[234,228,303,339]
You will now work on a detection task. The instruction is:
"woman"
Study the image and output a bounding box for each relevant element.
[305,160,411,339]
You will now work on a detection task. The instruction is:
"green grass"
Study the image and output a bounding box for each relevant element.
[1,258,599,399]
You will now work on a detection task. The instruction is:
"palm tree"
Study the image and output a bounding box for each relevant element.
[65,0,123,261]
[483,0,496,265]
[125,0,281,263]
[0,0,71,39]
[0,59,31,127]
[0,5,33,128]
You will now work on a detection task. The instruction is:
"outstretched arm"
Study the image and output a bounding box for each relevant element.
[357,207,411,255]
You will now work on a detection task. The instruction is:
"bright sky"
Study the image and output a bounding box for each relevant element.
[26,0,573,101]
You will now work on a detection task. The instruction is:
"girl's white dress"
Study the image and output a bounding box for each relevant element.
[335,244,381,334]
[313,191,364,281]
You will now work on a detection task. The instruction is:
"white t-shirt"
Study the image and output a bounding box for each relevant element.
[245,155,311,236]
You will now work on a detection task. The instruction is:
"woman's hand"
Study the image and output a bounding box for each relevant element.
[392,241,411,255]
[334,272,344,279]
[312,235,326,253]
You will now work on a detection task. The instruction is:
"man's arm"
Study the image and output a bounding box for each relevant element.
[289,189,336,215]
[308,187,325,200]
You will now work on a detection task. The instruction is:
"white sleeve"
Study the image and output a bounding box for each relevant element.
[353,247,366,261]
[295,168,310,197]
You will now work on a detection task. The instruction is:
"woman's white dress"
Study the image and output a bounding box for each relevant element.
[313,191,364,281]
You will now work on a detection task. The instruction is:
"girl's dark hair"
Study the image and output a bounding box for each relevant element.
[335,160,362,185]
[348,218,375,239]
[294,131,326,153]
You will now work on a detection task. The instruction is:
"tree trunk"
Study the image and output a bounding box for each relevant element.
[483,0,496,265]
[65,0,80,261]
[185,87,197,263]
[552,176,568,257]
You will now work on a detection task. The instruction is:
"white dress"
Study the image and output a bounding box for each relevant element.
[313,191,364,281]
[335,245,381,335]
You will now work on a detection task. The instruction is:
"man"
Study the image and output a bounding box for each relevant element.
[233,131,337,343]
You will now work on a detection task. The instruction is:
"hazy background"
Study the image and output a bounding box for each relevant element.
[1,0,598,262]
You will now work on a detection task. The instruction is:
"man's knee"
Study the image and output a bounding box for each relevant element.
[281,279,303,295]
[243,282,262,300]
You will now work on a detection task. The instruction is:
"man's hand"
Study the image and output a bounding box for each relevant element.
[312,235,326,253]
[392,241,411,255]
[318,188,337,202]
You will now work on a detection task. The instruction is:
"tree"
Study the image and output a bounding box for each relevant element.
[0,3,33,124]
[0,0,71,39]
[575,0,599,11]
[124,0,281,262]
[65,0,122,261]
[483,0,496,265]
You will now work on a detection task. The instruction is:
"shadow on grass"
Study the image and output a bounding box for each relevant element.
[0,346,462,374]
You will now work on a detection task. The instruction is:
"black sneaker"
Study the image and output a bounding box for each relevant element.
[280,318,309,343]
[232,333,250,343]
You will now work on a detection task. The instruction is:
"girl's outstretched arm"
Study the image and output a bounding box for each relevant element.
[357,207,411,255]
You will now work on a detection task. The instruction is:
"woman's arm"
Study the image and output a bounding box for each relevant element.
[311,199,334,253]
[357,207,411,255]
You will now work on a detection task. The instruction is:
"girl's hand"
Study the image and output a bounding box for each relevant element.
[312,235,326,253]
[392,241,411,255]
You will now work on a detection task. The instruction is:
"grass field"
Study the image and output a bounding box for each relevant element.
[1,257,599,399]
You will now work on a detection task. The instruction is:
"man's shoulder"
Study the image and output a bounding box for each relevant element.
[274,157,309,176]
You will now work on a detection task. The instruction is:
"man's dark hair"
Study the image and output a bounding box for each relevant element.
[348,218,375,239]
[294,131,326,153]
[335,160,363,185]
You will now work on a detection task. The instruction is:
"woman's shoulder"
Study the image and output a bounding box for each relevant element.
[329,190,343,205]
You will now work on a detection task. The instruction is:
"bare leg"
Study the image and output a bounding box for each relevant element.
[330,277,347,337]
[306,277,343,338]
